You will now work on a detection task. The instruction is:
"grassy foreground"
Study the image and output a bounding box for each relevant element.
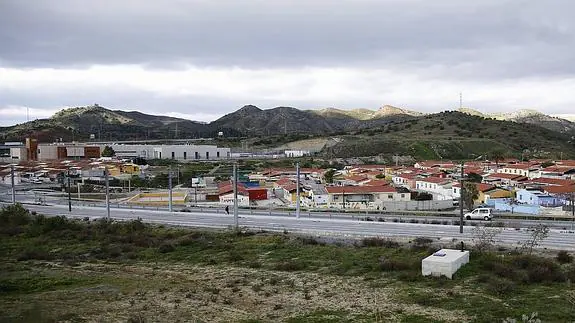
[1,204,574,323]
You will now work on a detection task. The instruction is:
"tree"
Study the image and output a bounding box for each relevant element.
[462,182,479,210]
[101,146,115,157]
[323,169,336,184]
[467,172,483,183]
[490,150,506,169]
[471,226,502,252]
[520,224,549,255]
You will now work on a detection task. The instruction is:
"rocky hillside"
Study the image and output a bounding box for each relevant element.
[457,108,575,134]
[324,111,575,160]
[313,105,422,120]
[0,105,217,142]
[210,105,409,136]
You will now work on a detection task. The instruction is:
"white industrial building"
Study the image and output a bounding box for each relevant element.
[0,142,27,162]
[110,144,231,161]
[284,150,310,158]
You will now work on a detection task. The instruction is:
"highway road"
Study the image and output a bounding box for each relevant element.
[6,202,575,251]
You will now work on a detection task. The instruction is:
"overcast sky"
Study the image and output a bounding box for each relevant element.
[1,0,574,126]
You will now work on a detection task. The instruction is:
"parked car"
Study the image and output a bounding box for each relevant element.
[464,208,493,221]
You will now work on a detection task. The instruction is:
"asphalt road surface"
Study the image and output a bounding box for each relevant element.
[7,202,575,251]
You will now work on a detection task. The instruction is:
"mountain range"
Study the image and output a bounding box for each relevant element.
[1,104,574,159]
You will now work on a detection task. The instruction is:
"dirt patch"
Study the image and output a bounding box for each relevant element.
[2,261,469,322]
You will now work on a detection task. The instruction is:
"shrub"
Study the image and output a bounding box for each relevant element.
[362,237,400,248]
[0,204,31,227]
[158,243,175,253]
[556,250,573,264]
[486,277,515,296]
[273,260,307,272]
[378,256,413,271]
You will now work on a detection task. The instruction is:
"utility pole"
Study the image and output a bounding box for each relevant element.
[168,167,173,212]
[296,162,301,218]
[571,191,574,231]
[459,162,465,234]
[10,164,16,204]
[105,168,110,220]
[67,167,72,212]
[233,163,239,230]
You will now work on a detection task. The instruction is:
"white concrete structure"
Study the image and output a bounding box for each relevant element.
[415,178,456,200]
[422,249,470,279]
[0,146,27,162]
[219,192,250,206]
[110,144,231,161]
[284,150,310,158]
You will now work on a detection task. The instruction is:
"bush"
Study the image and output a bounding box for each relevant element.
[556,250,573,264]
[378,256,413,271]
[486,277,515,296]
[158,243,175,253]
[274,260,307,272]
[361,237,400,248]
[0,204,31,227]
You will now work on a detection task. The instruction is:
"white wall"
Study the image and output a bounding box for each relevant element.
[219,192,250,206]
[38,145,58,160]
[109,144,231,161]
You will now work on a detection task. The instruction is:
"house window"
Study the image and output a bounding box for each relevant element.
[171,152,175,159]
[519,195,522,200]
[183,152,187,160]
[217,151,220,158]
[206,152,209,160]
[388,194,393,199]
[401,194,405,198]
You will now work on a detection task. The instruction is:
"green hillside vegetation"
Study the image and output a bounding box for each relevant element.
[323,111,575,160]
[1,205,574,322]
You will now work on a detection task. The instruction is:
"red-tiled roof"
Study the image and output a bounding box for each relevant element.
[476,183,496,192]
[326,185,396,194]
[362,179,389,186]
[528,178,575,186]
[557,160,575,167]
[542,165,575,173]
[503,163,538,170]
[544,185,575,194]
[486,173,527,180]
[344,175,369,183]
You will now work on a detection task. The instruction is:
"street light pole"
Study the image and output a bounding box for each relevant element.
[459,162,464,234]
[296,162,300,219]
[233,163,239,230]
[105,168,110,220]
[67,167,72,212]
[571,191,574,231]
[10,164,15,204]
[168,166,173,212]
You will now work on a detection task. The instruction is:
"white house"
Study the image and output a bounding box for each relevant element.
[415,177,455,200]
[498,163,541,179]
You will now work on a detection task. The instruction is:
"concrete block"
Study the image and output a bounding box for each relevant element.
[422,249,469,279]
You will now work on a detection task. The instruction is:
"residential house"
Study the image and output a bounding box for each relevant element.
[273,178,300,204]
[414,160,456,171]
[218,181,250,206]
[539,165,575,180]
[415,177,455,200]
[392,172,419,189]
[497,163,541,179]
[483,173,528,187]
[516,188,562,207]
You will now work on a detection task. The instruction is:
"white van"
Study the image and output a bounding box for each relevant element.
[464,208,493,221]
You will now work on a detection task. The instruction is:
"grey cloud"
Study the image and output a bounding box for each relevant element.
[1,0,574,79]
